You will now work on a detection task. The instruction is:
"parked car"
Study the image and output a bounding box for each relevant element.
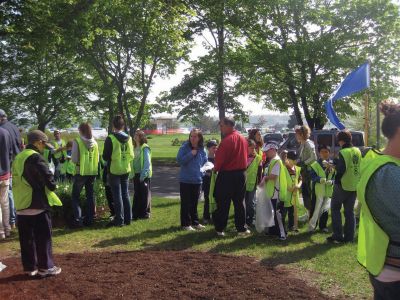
[278,129,365,159]
[263,133,284,145]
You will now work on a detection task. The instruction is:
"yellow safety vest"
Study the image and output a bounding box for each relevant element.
[75,137,99,176]
[12,149,62,210]
[265,158,287,200]
[109,134,134,175]
[340,147,361,191]
[357,155,400,276]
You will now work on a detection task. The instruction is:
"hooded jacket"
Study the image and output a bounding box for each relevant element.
[102,131,130,172]
[71,135,97,166]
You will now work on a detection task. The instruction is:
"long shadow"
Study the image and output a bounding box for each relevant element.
[0,274,42,284]
[152,200,179,209]
[92,225,182,248]
[260,242,338,267]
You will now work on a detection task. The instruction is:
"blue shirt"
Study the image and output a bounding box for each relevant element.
[177,141,207,184]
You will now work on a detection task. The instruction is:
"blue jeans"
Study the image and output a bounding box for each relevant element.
[109,173,130,226]
[8,177,16,225]
[71,175,95,225]
[331,184,356,241]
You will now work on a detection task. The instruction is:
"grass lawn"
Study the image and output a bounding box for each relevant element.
[146,134,221,164]
[96,133,221,164]
[0,197,370,299]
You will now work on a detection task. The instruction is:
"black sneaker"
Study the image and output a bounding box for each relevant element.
[326,236,342,244]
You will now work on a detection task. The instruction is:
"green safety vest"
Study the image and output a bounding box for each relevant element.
[52,139,67,159]
[11,149,62,210]
[265,158,287,200]
[246,151,262,192]
[66,159,76,175]
[109,135,134,175]
[132,143,153,178]
[209,171,217,213]
[357,155,400,276]
[75,137,99,176]
[340,147,361,191]
[285,165,301,207]
[43,149,51,164]
[310,161,336,198]
[361,148,382,174]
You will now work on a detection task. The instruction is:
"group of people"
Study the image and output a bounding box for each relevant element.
[176,106,400,299]
[0,112,153,277]
[0,104,399,298]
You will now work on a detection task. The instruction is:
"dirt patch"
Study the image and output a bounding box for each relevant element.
[0,251,330,299]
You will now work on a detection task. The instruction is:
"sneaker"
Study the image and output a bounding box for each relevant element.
[216,231,225,237]
[321,228,329,233]
[308,226,316,233]
[193,224,205,230]
[326,236,342,244]
[11,224,16,230]
[38,266,62,277]
[182,226,195,231]
[278,235,287,241]
[238,229,251,236]
[0,233,5,239]
[26,270,38,277]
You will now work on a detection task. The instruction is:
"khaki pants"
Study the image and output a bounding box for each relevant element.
[0,179,10,236]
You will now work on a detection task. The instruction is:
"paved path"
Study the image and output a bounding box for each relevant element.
[151,165,180,198]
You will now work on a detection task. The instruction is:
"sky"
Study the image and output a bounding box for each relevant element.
[149,33,270,118]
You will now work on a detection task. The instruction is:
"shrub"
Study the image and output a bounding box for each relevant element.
[171,138,185,146]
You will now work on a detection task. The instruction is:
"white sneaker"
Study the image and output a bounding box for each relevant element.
[193,224,205,230]
[308,225,316,233]
[238,229,251,236]
[0,234,5,239]
[38,266,62,277]
[26,270,38,277]
[321,228,329,233]
[216,231,225,237]
[182,226,195,231]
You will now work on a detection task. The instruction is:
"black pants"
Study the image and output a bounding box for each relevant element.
[370,273,400,300]
[301,169,312,211]
[202,175,211,220]
[282,205,294,229]
[180,182,201,227]
[17,211,54,271]
[132,174,151,219]
[269,199,286,237]
[212,170,246,233]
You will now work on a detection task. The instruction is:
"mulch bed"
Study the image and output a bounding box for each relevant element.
[0,251,330,299]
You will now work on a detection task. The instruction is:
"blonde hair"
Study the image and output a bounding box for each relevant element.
[295,125,311,140]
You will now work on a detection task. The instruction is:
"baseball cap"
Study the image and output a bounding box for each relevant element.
[287,151,297,160]
[262,142,279,152]
[0,109,6,117]
[27,130,54,149]
[206,140,218,148]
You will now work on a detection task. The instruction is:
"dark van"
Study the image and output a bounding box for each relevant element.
[278,130,365,159]
[263,133,284,145]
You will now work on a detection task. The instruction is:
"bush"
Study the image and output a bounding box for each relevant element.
[171,138,185,146]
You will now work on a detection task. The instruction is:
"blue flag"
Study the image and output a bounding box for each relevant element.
[325,62,370,129]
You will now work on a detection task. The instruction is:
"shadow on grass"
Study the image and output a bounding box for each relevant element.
[92,226,182,248]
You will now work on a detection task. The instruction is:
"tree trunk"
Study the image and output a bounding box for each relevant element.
[116,88,124,116]
[216,3,225,122]
[108,99,114,134]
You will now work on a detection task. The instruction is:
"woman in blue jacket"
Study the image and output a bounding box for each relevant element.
[177,129,208,231]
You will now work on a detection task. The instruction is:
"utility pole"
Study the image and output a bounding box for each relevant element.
[364,93,369,147]
[376,101,381,149]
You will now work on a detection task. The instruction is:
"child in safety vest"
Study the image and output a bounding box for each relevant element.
[202,140,218,224]
[63,141,74,182]
[260,142,288,240]
[245,139,263,228]
[309,145,336,232]
[283,151,302,233]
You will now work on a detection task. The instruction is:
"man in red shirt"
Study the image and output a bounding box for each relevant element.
[213,117,249,236]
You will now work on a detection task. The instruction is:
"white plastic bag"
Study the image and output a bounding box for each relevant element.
[255,186,275,233]
[0,262,6,272]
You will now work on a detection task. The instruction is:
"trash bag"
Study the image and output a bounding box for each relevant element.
[255,186,275,233]
[0,262,6,272]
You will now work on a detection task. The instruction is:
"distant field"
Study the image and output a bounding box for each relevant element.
[94,133,221,164]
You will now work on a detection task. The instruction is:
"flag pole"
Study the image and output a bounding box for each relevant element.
[364,92,369,147]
